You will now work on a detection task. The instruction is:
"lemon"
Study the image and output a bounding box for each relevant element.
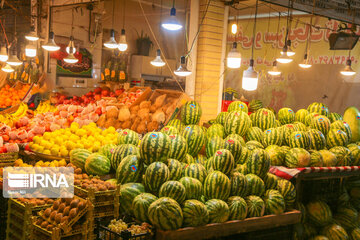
[65,141,76,150]
[107,126,116,133]
[43,161,50,167]
[88,136,96,142]
[43,132,51,140]
[83,140,92,149]
[76,143,84,149]
[88,147,93,152]
[43,149,51,155]
[65,130,72,137]
[33,136,41,144]
[75,128,87,137]
[54,136,63,145]
[60,148,69,157]
[59,129,65,134]
[50,147,60,156]
[88,122,97,128]
[69,134,80,142]
[49,162,56,167]
[59,159,67,167]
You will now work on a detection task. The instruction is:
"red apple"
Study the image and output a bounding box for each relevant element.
[94,94,102,101]
[86,91,94,97]
[94,87,102,94]
[115,89,124,96]
[101,90,109,97]
[95,107,102,115]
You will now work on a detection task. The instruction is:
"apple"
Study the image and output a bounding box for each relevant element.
[86,91,94,97]
[101,90,110,97]
[95,107,102,115]
[94,94,101,101]
[110,92,116,97]
[115,89,124,96]
[94,87,102,94]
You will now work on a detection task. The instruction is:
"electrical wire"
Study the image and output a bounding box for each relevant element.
[251,0,259,59]
[0,19,9,46]
[122,0,126,29]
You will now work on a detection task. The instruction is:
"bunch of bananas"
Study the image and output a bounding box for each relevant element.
[0,102,28,127]
[34,101,57,115]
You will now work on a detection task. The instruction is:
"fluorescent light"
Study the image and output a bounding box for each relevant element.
[242,59,258,91]
[25,43,37,57]
[25,30,39,41]
[277,47,293,64]
[42,32,60,51]
[0,46,8,62]
[7,50,22,66]
[151,49,165,67]
[63,46,78,64]
[118,29,128,52]
[162,7,182,31]
[174,56,191,77]
[231,24,237,34]
[66,36,76,54]
[104,29,118,49]
[299,54,312,68]
[268,61,281,75]
[340,59,356,76]
[1,64,14,73]
[227,42,241,69]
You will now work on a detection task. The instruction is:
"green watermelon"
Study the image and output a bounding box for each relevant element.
[264,173,278,190]
[308,129,326,150]
[274,120,282,127]
[329,112,343,123]
[246,127,264,143]
[168,134,188,162]
[230,171,247,197]
[278,108,295,125]
[181,125,205,157]
[330,120,352,140]
[110,144,139,170]
[264,189,285,215]
[205,199,230,223]
[225,133,246,146]
[319,150,338,167]
[288,131,310,149]
[132,193,158,223]
[159,181,186,204]
[203,171,231,201]
[334,206,358,230]
[98,144,116,160]
[206,124,225,139]
[194,154,206,165]
[179,177,203,200]
[236,164,247,175]
[70,148,91,170]
[348,145,360,165]
[252,108,276,131]
[245,195,265,217]
[249,100,263,112]
[227,196,248,220]
[306,200,333,227]
[237,146,251,164]
[294,122,308,132]
[304,223,319,239]
[84,153,111,176]
[182,200,209,227]
[263,127,283,146]
[307,102,329,117]
[350,228,360,240]
[224,110,251,136]
[212,149,235,175]
[140,132,170,165]
[246,148,270,178]
[228,101,248,113]
[116,155,143,184]
[285,148,311,168]
[310,115,331,135]
[246,140,265,150]
[245,174,265,196]
[296,202,307,223]
[327,129,349,148]
[330,146,353,166]
[265,145,285,166]
[144,162,170,193]
[148,197,183,230]
[117,129,139,146]
[277,179,296,210]
[309,150,324,167]
[167,158,183,180]
[184,154,196,164]
[282,124,297,145]
[223,138,242,163]
[160,126,179,136]
[184,163,207,183]
[205,136,225,158]
[343,106,360,143]
[167,119,185,132]
[181,101,202,125]
[320,224,348,240]
[119,183,145,214]
[216,112,229,126]
[295,109,309,124]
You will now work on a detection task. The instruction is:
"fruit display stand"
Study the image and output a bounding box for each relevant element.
[155,210,301,240]
[0,152,19,167]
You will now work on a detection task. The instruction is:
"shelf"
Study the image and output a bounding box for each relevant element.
[155,210,301,240]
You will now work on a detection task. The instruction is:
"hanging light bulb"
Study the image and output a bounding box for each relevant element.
[151,49,165,67]
[242,59,258,91]
[42,31,60,51]
[174,56,191,77]
[231,24,237,34]
[25,42,37,57]
[280,40,295,56]
[104,29,118,49]
[118,29,128,51]
[66,36,76,54]
[25,28,39,41]
[299,53,312,68]
[277,46,293,64]
[268,61,281,76]
[7,48,22,66]
[1,63,14,73]
[63,47,78,64]
[0,46,8,62]
[226,42,241,69]
[162,7,182,31]
[340,59,356,76]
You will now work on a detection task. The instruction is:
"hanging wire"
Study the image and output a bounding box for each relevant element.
[251,0,259,59]
[0,19,9,46]
[71,8,74,36]
[262,5,272,62]
[122,0,126,29]
[273,12,281,58]
[111,0,115,29]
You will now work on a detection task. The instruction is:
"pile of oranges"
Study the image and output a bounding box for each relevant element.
[0,84,38,108]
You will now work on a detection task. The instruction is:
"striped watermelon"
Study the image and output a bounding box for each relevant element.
[110,144,139,170]
[307,102,329,117]
[228,101,249,113]
[179,177,203,200]
[304,223,319,238]
[263,127,283,146]
[148,197,183,230]
[117,129,139,146]
[264,173,278,190]
[329,112,343,123]
[223,138,242,163]
[320,224,348,240]
[204,171,231,201]
[224,110,251,136]
[181,125,205,157]
[306,112,321,126]
[309,150,324,167]
[161,126,179,136]
[238,146,251,164]
[294,122,308,132]
[206,124,225,139]
[288,131,310,149]
[246,140,265,150]
[278,108,295,125]
[350,228,360,240]
[159,181,186,204]
[116,155,144,184]
[330,120,352,140]
[204,156,214,171]
[132,193,158,223]
[167,159,183,180]
[296,202,307,223]
[205,136,225,158]
[295,109,309,124]
[184,154,196,164]
[167,119,185,132]
[231,171,248,197]
[263,189,285,215]
[266,107,276,115]
[265,145,285,166]
[274,120,281,127]
[348,145,360,165]
[306,200,333,226]
[245,174,265,196]
[98,144,116,160]
[252,108,276,131]
[181,101,202,125]
[85,153,111,176]
[119,183,145,214]
[249,100,263,112]
[194,154,206,165]
[216,112,229,126]
[225,133,246,146]
[343,107,360,143]
[236,164,248,175]
[212,149,235,175]
[277,179,296,210]
[245,195,265,217]
[227,196,248,220]
[144,162,170,193]
[168,134,188,162]
[282,124,297,145]
[285,148,311,168]
[310,115,331,135]
[182,200,209,227]
[140,132,170,165]
[334,206,358,230]
[184,163,207,183]
[308,129,326,150]
[246,148,270,178]
[206,199,230,223]
[70,148,91,171]
[246,127,264,143]
[330,146,353,166]
[319,150,338,167]
[327,129,349,148]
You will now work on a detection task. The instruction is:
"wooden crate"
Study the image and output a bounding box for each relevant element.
[0,152,18,167]
[128,86,152,107]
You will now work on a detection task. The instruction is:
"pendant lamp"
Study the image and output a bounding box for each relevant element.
[340,59,356,76]
[42,31,60,51]
[227,42,241,69]
[162,0,182,31]
[174,56,191,77]
[268,61,281,75]
[151,49,165,67]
